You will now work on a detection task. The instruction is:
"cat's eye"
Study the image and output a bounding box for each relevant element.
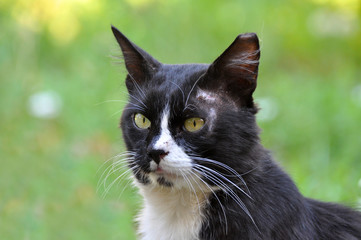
[134,113,151,129]
[184,117,205,132]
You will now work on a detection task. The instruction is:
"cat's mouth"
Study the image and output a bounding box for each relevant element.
[146,167,177,187]
[153,166,177,179]
[155,166,165,174]
[148,158,179,179]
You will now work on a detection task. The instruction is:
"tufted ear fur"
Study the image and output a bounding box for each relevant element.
[202,33,260,108]
[111,25,160,92]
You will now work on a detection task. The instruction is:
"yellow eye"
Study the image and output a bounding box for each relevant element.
[134,113,151,129]
[184,118,205,132]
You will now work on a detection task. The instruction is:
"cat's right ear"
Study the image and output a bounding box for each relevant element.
[202,33,260,108]
[111,26,160,90]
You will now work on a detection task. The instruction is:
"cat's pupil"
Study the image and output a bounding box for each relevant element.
[193,120,196,127]
[143,117,145,124]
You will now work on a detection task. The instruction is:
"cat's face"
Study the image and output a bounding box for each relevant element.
[112,26,260,190]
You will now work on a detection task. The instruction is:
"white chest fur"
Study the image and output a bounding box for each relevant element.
[137,186,208,240]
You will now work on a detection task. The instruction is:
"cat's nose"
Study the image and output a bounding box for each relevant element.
[147,149,168,164]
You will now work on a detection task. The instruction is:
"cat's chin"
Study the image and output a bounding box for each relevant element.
[143,169,194,190]
[151,169,178,182]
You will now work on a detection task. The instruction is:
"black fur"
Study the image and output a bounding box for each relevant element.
[111,26,361,239]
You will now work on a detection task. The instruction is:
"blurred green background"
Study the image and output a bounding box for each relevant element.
[1,0,361,239]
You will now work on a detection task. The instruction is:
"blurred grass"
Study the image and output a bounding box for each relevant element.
[1,0,361,239]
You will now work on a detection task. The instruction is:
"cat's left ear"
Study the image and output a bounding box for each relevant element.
[111,26,160,91]
[203,33,260,108]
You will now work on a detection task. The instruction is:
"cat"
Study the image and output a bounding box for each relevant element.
[110,25,361,240]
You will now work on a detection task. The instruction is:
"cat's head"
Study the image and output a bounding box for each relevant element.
[112,26,261,190]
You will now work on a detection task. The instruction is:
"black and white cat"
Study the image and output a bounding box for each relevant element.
[111,25,361,240]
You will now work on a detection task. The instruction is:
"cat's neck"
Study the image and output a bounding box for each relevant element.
[137,185,209,240]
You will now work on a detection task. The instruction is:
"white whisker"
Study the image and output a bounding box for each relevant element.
[194,164,252,200]
[184,73,205,110]
[193,165,256,227]
[120,89,148,110]
[179,169,202,215]
[97,151,136,197]
[192,156,251,196]
[128,72,147,99]
[188,170,229,235]
[116,169,138,200]
[102,165,137,199]
[169,80,185,104]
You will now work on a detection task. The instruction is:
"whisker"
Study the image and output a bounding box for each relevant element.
[102,165,137,199]
[193,166,256,227]
[116,169,138,200]
[192,156,251,195]
[97,151,136,194]
[110,109,125,118]
[126,101,146,110]
[179,169,202,215]
[188,170,229,235]
[94,99,129,106]
[169,80,185,104]
[96,151,135,177]
[192,156,243,178]
[183,104,198,112]
[120,89,148,110]
[184,73,205,110]
[124,105,145,111]
[194,164,252,200]
[101,159,134,190]
[127,73,147,99]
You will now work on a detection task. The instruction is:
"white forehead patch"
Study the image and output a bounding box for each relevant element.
[196,89,218,103]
